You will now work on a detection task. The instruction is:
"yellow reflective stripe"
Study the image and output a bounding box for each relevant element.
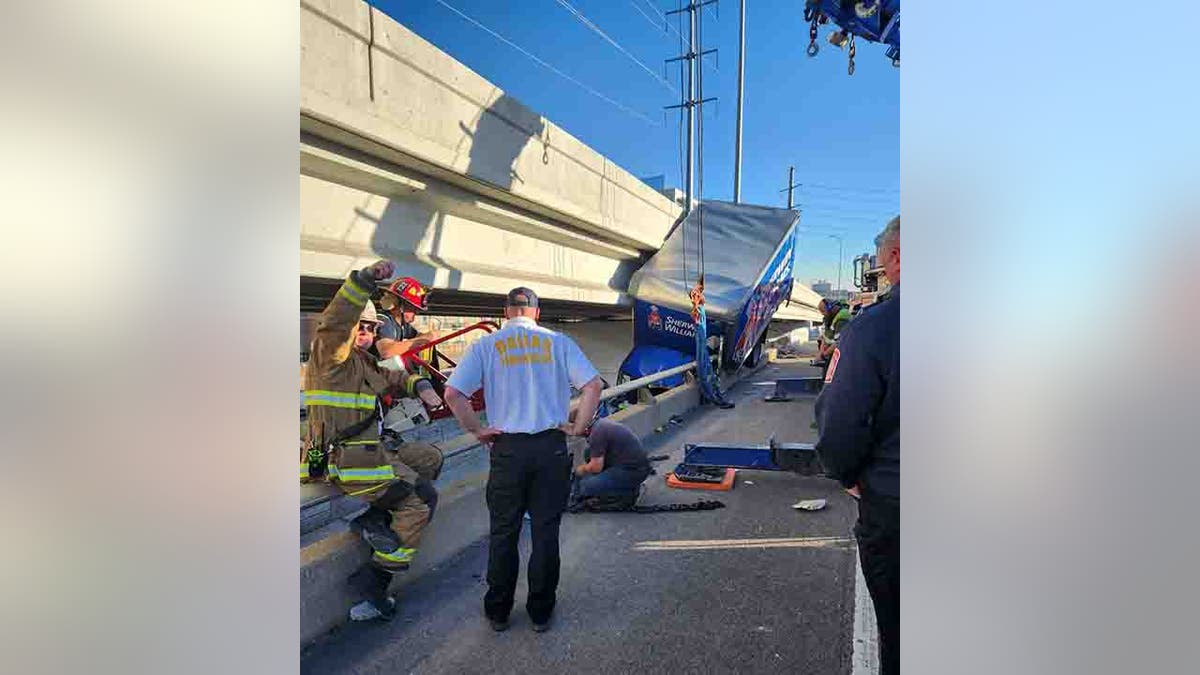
[341,440,378,446]
[304,389,375,401]
[346,482,391,497]
[345,275,369,300]
[405,373,425,396]
[339,276,369,307]
[303,399,374,410]
[340,273,367,305]
[303,464,339,479]
[334,465,396,482]
[303,390,376,409]
[338,286,366,307]
[373,547,416,563]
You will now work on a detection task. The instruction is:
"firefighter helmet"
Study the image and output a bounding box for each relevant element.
[381,276,430,312]
[360,302,384,325]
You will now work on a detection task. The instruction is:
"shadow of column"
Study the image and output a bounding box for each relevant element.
[368,93,546,295]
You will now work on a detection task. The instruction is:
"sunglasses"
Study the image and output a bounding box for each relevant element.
[357,322,378,334]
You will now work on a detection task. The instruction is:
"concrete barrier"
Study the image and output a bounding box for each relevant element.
[299,363,763,646]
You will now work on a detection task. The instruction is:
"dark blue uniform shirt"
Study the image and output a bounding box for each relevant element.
[815,285,899,499]
[378,314,418,342]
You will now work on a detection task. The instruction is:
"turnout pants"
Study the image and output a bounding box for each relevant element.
[484,429,572,624]
[342,441,444,609]
[339,440,443,547]
[855,492,900,675]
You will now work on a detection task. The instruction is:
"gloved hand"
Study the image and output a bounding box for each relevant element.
[354,260,395,293]
[363,260,395,281]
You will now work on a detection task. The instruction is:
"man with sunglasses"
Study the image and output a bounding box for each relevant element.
[301,260,446,623]
[354,301,385,351]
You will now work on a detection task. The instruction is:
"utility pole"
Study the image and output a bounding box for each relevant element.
[666,1,718,215]
[828,234,844,293]
[778,165,800,208]
[733,0,745,204]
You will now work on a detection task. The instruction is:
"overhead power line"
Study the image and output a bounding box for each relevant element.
[636,0,717,73]
[432,0,658,126]
[628,1,664,33]
[797,204,897,217]
[554,0,678,94]
[634,0,686,43]
[799,208,891,218]
[801,189,899,203]
[803,181,899,195]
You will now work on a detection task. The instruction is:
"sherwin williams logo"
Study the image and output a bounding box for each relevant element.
[647,305,662,330]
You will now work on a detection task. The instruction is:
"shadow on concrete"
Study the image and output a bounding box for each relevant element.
[367,92,545,296]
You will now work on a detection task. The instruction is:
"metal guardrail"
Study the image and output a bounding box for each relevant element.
[303,359,702,513]
[596,361,696,401]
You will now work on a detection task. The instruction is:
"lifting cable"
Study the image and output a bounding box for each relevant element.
[688,7,732,409]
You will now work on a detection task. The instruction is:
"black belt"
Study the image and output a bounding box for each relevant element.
[497,428,565,439]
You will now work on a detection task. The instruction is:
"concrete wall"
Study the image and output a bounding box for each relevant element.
[773,282,824,322]
[300,0,682,301]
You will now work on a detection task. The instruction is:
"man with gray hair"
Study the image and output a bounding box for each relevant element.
[815,215,900,674]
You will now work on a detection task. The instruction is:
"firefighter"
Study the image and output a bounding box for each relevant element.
[301,260,445,622]
[377,276,444,409]
[816,297,852,370]
[815,216,900,675]
[377,277,440,356]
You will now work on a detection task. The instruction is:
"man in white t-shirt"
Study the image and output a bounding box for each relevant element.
[444,287,602,634]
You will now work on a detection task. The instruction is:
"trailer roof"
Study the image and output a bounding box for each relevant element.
[628,200,800,322]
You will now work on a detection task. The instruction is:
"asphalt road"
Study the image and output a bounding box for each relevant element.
[302,359,860,675]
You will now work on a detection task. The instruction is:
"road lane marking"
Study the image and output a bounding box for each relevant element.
[851,550,880,675]
[632,535,854,551]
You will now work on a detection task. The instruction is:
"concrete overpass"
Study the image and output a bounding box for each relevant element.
[299,0,821,322]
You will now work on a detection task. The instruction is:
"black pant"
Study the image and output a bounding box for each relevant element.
[855,492,900,675]
[484,429,572,624]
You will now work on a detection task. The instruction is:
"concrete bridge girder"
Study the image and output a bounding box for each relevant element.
[299,167,641,306]
[299,0,680,260]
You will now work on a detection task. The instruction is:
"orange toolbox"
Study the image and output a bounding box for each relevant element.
[665,466,737,491]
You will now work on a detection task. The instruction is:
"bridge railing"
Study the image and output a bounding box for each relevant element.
[596,361,696,402]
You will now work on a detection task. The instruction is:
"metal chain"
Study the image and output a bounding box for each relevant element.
[542,128,551,164]
[848,33,856,75]
[807,15,819,57]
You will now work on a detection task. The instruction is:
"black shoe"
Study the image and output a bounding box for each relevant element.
[532,620,551,633]
[488,617,510,632]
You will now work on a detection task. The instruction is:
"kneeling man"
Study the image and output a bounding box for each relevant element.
[571,418,651,509]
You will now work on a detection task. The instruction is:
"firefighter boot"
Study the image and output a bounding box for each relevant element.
[349,598,396,622]
[347,566,397,621]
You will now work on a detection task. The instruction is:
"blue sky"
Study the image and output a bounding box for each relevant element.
[376,0,898,290]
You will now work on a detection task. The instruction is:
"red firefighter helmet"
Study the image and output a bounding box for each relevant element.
[381,276,430,312]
